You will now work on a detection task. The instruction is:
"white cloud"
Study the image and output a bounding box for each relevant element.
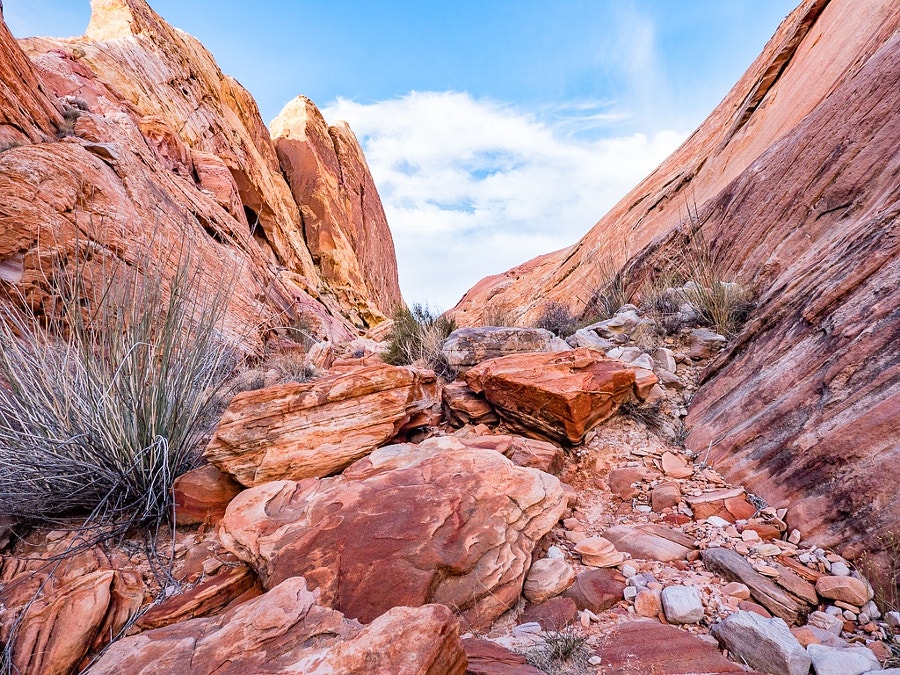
[323,91,685,309]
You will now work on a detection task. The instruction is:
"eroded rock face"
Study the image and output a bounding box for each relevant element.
[451,0,900,557]
[89,576,467,675]
[1,0,401,343]
[271,97,401,326]
[218,436,567,628]
[464,348,644,444]
[205,363,438,486]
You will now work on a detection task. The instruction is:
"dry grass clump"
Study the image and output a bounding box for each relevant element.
[0,244,237,533]
[534,301,578,337]
[383,303,457,379]
[524,627,593,675]
[481,303,518,328]
[619,399,665,432]
[581,252,633,324]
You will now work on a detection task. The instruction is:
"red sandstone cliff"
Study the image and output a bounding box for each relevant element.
[0,0,402,342]
[453,0,900,557]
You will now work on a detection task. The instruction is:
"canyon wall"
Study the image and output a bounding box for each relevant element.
[453,0,900,558]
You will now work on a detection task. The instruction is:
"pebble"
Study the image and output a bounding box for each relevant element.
[621,564,638,578]
[635,505,652,513]
[623,586,638,600]
[547,546,565,560]
[512,622,542,637]
[706,516,730,528]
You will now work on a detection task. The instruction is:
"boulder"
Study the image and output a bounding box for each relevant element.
[815,575,873,606]
[806,643,880,675]
[441,327,568,372]
[651,482,682,512]
[173,464,243,525]
[458,434,565,475]
[518,597,578,631]
[89,577,467,675]
[9,570,143,675]
[702,547,808,624]
[597,621,755,674]
[461,638,543,675]
[562,568,626,613]
[205,363,438,486]
[661,585,704,624]
[218,437,566,628]
[133,565,261,632]
[442,381,499,427]
[603,524,694,562]
[523,558,576,604]
[608,466,647,500]
[687,328,727,359]
[711,611,812,675]
[464,349,644,444]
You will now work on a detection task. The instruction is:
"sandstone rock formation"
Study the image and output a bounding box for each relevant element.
[89,576,467,675]
[205,363,438,486]
[218,436,567,628]
[1,0,402,346]
[271,97,402,327]
[464,348,646,444]
[442,326,570,373]
[452,0,900,558]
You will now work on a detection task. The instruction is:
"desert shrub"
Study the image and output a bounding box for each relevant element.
[383,303,456,378]
[264,353,318,384]
[859,533,900,616]
[619,399,664,432]
[535,301,578,337]
[524,626,592,675]
[0,244,237,533]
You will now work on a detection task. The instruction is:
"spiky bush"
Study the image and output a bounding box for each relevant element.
[535,301,578,337]
[0,244,237,532]
[383,303,456,378]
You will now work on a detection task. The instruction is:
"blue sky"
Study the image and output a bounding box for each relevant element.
[6,1,797,308]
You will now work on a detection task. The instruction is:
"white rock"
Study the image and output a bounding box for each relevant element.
[885,610,900,630]
[547,546,565,560]
[623,586,638,600]
[512,622,543,637]
[825,605,844,617]
[653,347,677,373]
[629,354,656,370]
[711,611,812,675]
[862,600,880,619]
[621,564,638,578]
[808,610,845,635]
[661,585,704,624]
[830,561,851,576]
[706,516,731,528]
[807,643,880,675]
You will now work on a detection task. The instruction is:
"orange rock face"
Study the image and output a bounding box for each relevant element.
[464,349,643,445]
[1,0,401,342]
[452,0,900,557]
[272,97,402,326]
[218,436,567,628]
[89,576,467,675]
[205,363,438,486]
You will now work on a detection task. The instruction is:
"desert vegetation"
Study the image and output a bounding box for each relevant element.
[383,302,457,378]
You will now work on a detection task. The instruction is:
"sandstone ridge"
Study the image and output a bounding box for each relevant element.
[1,0,402,343]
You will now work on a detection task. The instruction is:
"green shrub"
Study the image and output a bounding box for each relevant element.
[0,243,237,532]
[383,303,456,378]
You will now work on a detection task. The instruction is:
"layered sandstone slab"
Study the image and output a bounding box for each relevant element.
[451,0,900,557]
[464,348,642,445]
[218,437,567,628]
[205,363,438,486]
[90,577,467,675]
[442,326,570,372]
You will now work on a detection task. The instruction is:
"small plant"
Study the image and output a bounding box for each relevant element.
[619,399,664,432]
[524,626,592,675]
[383,303,457,379]
[535,301,578,337]
[264,353,318,384]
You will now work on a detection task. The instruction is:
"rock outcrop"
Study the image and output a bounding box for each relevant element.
[451,0,900,558]
[205,363,438,486]
[218,436,567,628]
[1,0,402,345]
[464,348,647,445]
[89,576,467,675]
[271,97,402,327]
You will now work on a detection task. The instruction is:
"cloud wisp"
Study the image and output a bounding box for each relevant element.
[324,91,684,309]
